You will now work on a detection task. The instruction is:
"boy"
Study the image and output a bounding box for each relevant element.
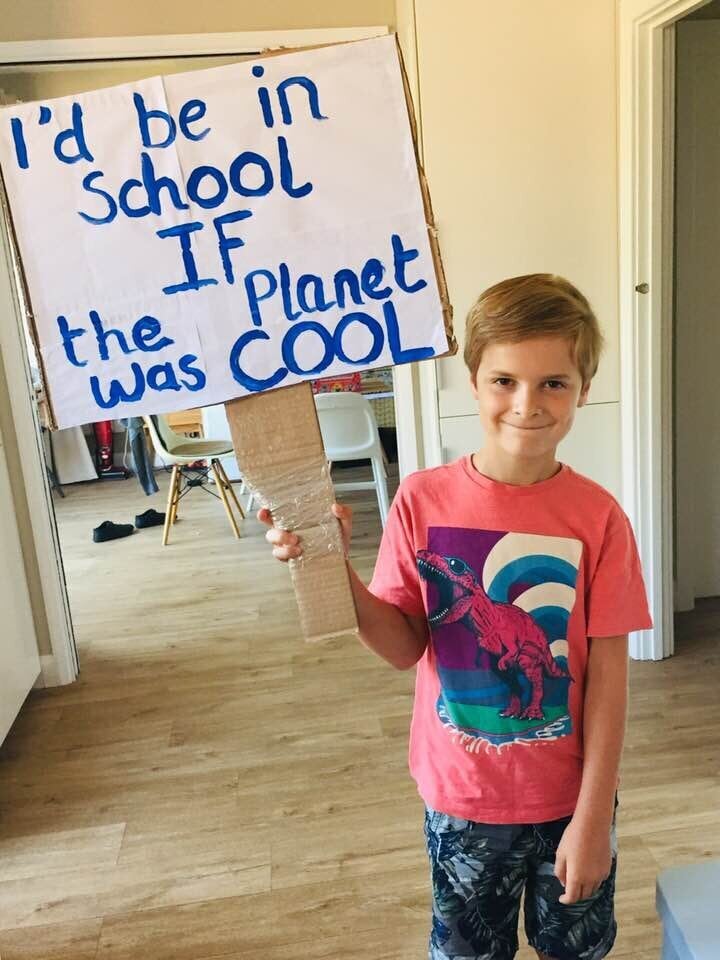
[260,274,652,960]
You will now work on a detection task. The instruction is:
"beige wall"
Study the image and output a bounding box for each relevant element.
[414,0,621,496]
[0,1,395,41]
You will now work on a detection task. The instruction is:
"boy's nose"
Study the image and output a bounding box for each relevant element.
[513,391,542,418]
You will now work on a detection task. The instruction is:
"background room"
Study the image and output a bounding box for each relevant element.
[0,3,719,960]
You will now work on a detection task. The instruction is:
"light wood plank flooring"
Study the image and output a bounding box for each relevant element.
[0,467,718,959]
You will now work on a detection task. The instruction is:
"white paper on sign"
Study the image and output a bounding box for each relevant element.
[0,36,449,429]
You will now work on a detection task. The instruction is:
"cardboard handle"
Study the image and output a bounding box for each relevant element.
[224,383,359,641]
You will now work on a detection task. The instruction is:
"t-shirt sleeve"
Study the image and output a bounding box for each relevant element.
[369,482,426,618]
[585,500,653,637]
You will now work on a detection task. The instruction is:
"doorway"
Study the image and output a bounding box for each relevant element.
[672,4,720,635]
[618,0,720,661]
[0,26,400,697]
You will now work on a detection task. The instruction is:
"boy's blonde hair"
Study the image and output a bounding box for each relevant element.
[464,274,604,386]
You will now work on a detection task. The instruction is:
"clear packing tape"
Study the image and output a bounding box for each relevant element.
[257,458,345,563]
[223,384,360,643]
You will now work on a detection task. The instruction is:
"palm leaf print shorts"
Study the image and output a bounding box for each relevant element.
[424,804,618,960]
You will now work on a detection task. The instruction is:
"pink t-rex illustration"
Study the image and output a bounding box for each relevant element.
[417,549,569,720]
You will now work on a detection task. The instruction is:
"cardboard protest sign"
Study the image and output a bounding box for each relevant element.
[0,36,455,642]
[0,35,454,431]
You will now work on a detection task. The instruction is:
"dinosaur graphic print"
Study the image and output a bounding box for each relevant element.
[417,527,583,749]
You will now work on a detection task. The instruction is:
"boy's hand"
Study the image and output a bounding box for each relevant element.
[257,502,353,562]
[554,815,612,904]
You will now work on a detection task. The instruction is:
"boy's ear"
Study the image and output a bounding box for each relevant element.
[577,382,591,408]
[470,373,479,402]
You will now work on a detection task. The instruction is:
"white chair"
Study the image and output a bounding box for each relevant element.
[314,392,390,526]
[143,415,245,545]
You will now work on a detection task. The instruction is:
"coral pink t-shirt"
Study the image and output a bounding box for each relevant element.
[369,456,652,824]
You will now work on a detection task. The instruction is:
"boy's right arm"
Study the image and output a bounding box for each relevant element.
[258,504,428,670]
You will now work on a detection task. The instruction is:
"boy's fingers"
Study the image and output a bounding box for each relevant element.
[265,528,299,548]
[272,545,301,561]
[256,507,272,526]
[554,853,567,886]
[559,875,581,904]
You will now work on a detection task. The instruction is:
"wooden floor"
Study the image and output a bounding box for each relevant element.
[0,467,718,959]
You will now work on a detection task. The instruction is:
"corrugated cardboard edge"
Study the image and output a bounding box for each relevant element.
[224,383,359,642]
[0,167,57,430]
[394,34,457,358]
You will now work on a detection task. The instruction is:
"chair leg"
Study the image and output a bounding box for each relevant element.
[169,469,182,526]
[162,465,180,546]
[372,457,390,528]
[212,460,241,539]
[217,459,245,519]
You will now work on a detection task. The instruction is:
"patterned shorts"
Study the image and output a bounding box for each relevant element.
[424,805,618,960]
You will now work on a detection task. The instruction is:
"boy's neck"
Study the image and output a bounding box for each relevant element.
[471,448,562,487]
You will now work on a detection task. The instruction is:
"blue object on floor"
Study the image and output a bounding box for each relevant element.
[656,861,720,959]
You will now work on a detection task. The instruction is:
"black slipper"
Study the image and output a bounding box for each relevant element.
[93,520,134,543]
[135,508,166,529]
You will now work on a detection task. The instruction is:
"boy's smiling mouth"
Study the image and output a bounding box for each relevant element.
[503,422,550,430]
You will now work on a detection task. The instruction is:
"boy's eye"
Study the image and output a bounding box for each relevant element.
[545,380,567,390]
[492,377,513,387]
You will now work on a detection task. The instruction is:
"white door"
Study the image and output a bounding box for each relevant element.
[0,419,40,743]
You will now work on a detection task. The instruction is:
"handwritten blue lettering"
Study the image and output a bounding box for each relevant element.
[186,165,228,209]
[229,329,287,391]
[91,364,145,408]
[214,210,253,284]
[147,362,181,392]
[383,300,435,363]
[79,171,118,224]
[90,310,136,361]
[276,76,327,125]
[252,65,275,128]
[281,321,334,376]
[228,151,273,197]
[132,316,173,352]
[57,315,88,367]
[134,93,176,149]
[297,274,336,314]
[391,234,427,295]
[118,177,151,218]
[140,152,189,216]
[157,221,218,295]
[244,269,277,327]
[334,268,364,309]
[279,263,302,322]
[178,354,207,391]
[333,312,384,365]
[361,259,392,300]
[9,118,28,169]
[277,135,312,199]
[178,99,210,142]
[53,103,94,165]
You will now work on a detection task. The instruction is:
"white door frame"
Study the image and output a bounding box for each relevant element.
[0,184,77,686]
[618,0,712,660]
[0,25,404,687]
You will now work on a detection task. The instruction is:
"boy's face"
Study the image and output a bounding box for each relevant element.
[470,337,590,464]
